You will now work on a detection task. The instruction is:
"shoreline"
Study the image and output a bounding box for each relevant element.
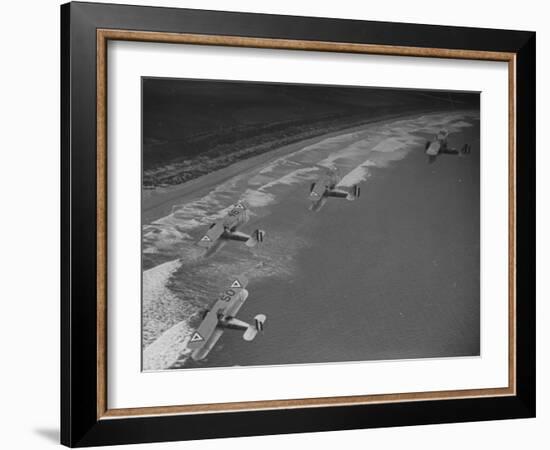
[142,108,460,224]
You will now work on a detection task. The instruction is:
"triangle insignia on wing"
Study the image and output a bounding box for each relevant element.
[190,332,204,343]
[200,235,211,241]
[231,280,242,288]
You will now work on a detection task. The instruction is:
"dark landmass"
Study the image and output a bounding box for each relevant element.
[142,78,479,187]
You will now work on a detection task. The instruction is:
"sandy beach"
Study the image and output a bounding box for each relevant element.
[142,111,435,225]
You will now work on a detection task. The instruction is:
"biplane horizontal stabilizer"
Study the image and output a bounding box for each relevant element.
[243,314,267,341]
[245,229,266,247]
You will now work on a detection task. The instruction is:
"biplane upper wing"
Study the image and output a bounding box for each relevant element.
[187,311,219,353]
[309,174,330,201]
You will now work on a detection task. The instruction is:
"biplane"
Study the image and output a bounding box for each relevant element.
[196,201,265,256]
[309,167,360,212]
[425,129,471,163]
[188,276,266,361]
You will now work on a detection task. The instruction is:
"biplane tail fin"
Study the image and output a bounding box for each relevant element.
[346,184,360,201]
[245,229,266,247]
[460,143,472,155]
[243,314,266,341]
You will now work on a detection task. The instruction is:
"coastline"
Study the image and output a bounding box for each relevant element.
[142,109,449,224]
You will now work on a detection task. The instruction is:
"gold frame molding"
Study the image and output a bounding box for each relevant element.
[96,29,516,420]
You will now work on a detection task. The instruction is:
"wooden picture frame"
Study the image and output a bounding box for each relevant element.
[61,2,535,447]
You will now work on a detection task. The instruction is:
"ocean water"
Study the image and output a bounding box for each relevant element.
[142,110,480,371]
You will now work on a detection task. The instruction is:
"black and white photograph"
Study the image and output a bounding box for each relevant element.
[141,78,480,371]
